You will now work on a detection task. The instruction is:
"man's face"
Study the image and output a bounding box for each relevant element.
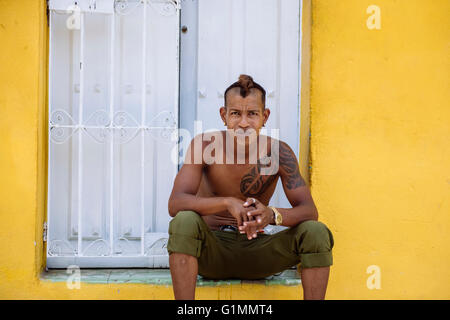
[220,89,270,138]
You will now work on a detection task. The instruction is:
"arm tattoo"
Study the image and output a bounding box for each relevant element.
[279,142,306,190]
[240,157,278,197]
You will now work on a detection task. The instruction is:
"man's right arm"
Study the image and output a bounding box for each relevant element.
[168,136,253,229]
[168,163,230,217]
[168,135,230,217]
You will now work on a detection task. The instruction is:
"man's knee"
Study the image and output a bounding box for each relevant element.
[169,210,204,237]
[168,211,205,258]
[295,220,334,253]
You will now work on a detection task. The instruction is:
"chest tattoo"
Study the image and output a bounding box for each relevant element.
[238,142,306,197]
[240,157,278,197]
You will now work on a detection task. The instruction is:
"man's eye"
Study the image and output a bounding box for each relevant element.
[231,112,239,116]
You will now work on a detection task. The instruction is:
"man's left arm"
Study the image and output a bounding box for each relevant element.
[273,141,318,226]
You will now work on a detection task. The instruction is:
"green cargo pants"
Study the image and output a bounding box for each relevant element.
[167,210,334,280]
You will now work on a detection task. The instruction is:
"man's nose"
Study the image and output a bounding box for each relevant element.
[239,115,250,128]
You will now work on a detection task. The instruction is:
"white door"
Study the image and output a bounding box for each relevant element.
[47,0,180,268]
[180,0,302,211]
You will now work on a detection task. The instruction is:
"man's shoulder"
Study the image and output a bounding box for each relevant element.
[191,130,225,141]
[259,135,291,154]
[189,130,225,148]
[184,131,225,166]
[265,138,298,176]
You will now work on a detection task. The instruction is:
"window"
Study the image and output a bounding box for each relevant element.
[47,0,180,268]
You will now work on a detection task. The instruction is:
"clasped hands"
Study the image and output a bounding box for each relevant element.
[226,197,274,240]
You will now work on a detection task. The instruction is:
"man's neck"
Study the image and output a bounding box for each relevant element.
[224,131,270,165]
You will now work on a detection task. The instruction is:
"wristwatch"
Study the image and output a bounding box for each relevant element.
[268,206,282,226]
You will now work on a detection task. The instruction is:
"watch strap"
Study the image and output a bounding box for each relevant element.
[268,206,282,226]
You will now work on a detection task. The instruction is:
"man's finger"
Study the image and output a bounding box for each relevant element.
[243,216,266,230]
[240,223,264,238]
[243,220,258,227]
[246,223,257,240]
[241,211,248,223]
[239,222,255,237]
[239,216,258,231]
[243,220,264,230]
[243,206,254,213]
[245,207,257,221]
[246,209,264,217]
[243,197,257,207]
[240,221,265,230]
[235,214,242,226]
[240,221,257,233]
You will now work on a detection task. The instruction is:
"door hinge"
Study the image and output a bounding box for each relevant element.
[173,0,181,10]
[46,0,50,27]
[43,222,48,242]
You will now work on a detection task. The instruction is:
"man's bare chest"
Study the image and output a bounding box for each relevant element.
[203,163,279,202]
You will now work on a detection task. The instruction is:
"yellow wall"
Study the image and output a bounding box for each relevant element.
[310,0,450,299]
[0,0,48,295]
[0,0,449,299]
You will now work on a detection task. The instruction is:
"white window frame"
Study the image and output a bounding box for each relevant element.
[46,0,180,268]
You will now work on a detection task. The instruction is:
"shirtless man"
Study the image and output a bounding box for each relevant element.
[167,75,334,300]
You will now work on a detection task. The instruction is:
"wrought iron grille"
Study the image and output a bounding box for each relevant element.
[47,0,179,268]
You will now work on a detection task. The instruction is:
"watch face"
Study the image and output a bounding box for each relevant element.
[276,212,282,225]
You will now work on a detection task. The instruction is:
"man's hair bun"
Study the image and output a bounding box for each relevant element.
[238,74,254,96]
[224,74,266,107]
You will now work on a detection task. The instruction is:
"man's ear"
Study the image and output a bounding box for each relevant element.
[263,108,271,126]
[220,107,227,124]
